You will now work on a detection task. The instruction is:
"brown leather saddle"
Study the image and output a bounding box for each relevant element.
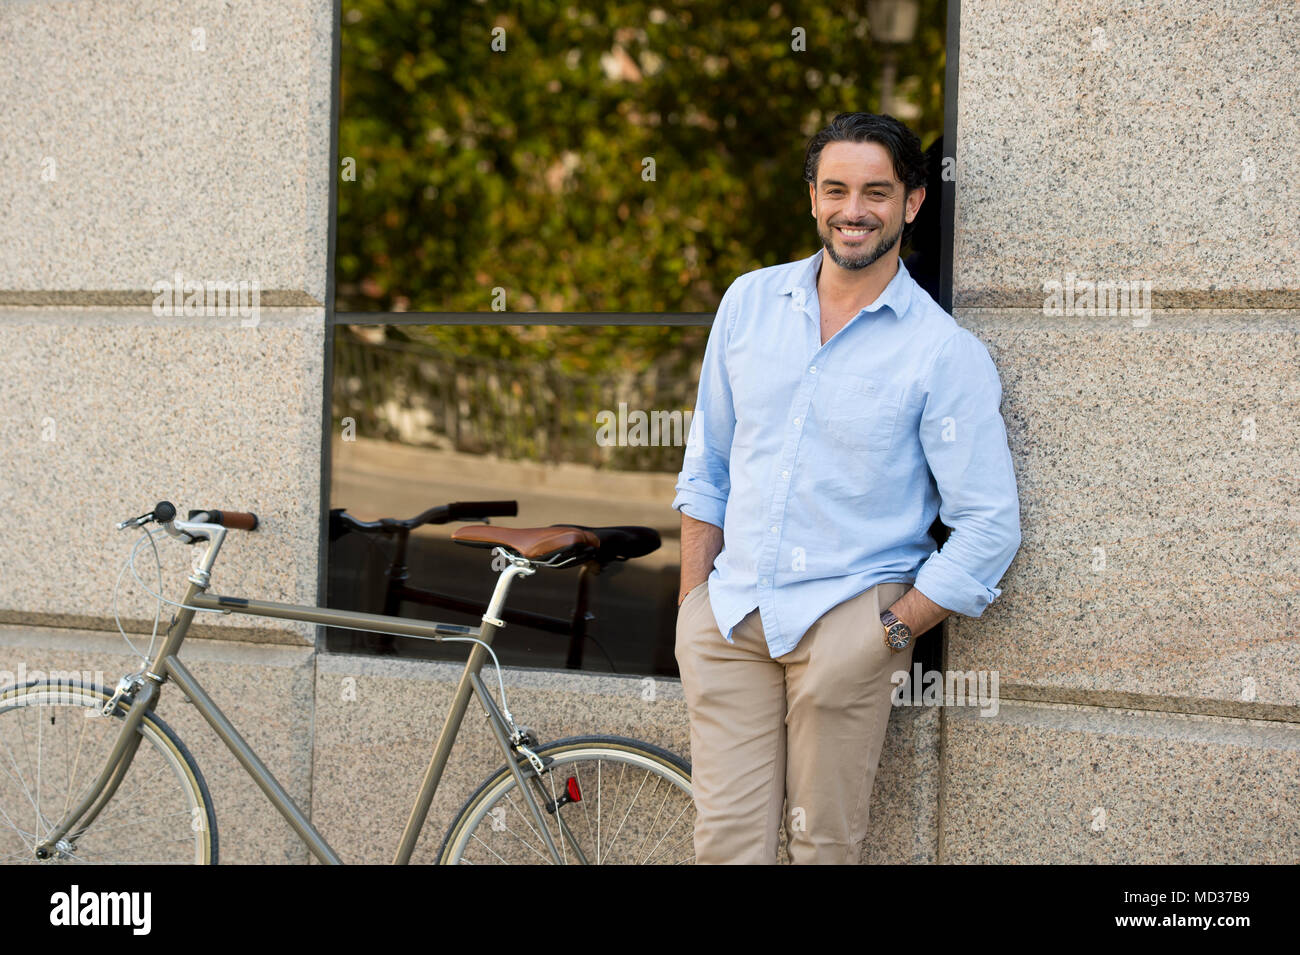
[451,523,660,568]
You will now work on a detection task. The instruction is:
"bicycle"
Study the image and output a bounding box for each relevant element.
[328,502,655,669]
[0,500,695,864]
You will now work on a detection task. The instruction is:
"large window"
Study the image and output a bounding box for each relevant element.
[326,0,952,676]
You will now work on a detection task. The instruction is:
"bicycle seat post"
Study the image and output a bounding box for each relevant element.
[480,548,535,632]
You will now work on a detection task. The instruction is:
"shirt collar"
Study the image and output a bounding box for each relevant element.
[779,246,915,321]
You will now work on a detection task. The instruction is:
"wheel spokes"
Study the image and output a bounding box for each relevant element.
[451,746,693,865]
[0,689,210,864]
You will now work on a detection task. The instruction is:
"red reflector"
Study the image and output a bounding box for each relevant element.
[566,776,582,802]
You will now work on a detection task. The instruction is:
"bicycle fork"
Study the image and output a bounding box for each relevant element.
[33,679,156,860]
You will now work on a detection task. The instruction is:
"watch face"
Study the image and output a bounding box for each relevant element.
[886,625,911,651]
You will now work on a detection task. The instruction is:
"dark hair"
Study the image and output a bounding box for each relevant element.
[803,112,929,243]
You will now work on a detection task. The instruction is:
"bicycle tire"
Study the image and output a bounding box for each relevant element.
[0,679,217,864]
[437,735,694,864]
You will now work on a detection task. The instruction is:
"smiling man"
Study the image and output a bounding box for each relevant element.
[673,112,1021,864]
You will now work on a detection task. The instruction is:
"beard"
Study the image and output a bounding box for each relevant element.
[818,215,903,271]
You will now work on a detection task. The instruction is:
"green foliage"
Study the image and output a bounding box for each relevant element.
[337,0,947,414]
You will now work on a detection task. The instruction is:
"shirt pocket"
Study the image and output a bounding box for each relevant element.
[819,374,901,453]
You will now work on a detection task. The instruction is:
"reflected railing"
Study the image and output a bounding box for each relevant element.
[332,329,700,473]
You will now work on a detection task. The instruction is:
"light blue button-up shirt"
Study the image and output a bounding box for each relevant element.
[673,248,1021,658]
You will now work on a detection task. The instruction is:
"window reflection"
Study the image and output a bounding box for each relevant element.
[326,324,707,676]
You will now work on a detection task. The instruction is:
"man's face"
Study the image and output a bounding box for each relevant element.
[809,140,925,272]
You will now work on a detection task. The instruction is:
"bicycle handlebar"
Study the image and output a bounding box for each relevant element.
[119,498,512,543]
[112,500,259,544]
[331,500,518,537]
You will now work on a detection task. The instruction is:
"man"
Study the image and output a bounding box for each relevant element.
[673,112,1021,864]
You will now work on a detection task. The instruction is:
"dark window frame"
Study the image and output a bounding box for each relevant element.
[317,0,961,678]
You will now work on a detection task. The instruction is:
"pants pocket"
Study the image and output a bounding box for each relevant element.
[674,581,710,665]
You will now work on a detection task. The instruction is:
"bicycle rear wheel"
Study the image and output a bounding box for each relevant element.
[438,736,694,864]
[0,680,217,864]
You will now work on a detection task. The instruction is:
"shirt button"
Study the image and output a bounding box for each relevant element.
[792,416,801,427]
[759,577,769,587]
[781,469,790,479]
[809,365,818,374]
[770,525,778,534]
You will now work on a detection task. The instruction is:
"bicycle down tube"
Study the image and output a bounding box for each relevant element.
[35,541,564,865]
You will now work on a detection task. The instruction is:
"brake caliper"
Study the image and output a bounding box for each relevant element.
[101,672,143,717]
[509,726,547,776]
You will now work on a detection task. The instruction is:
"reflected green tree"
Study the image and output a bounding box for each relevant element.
[338,0,946,372]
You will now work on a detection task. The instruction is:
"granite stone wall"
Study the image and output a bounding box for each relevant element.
[0,0,1294,864]
[943,0,1299,861]
[0,0,333,862]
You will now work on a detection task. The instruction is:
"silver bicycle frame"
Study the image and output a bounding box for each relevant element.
[34,516,567,865]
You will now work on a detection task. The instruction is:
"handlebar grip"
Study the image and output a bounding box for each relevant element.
[215,510,259,531]
[449,500,518,521]
[188,508,259,530]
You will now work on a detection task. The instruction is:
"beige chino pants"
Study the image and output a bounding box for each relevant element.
[674,579,912,864]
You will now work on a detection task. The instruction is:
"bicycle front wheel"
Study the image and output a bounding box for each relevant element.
[0,680,217,864]
[438,736,694,864]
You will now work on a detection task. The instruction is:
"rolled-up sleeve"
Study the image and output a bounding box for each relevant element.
[913,328,1022,617]
[672,287,737,529]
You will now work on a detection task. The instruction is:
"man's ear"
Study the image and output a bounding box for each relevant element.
[905,184,926,223]
[809,181,817,218]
